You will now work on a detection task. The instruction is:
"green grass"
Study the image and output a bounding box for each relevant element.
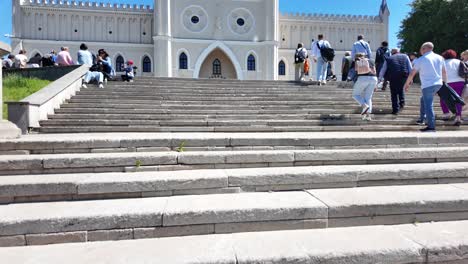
[2,75,51,119]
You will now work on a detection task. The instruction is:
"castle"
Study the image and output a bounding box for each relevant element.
[11,0,390,80]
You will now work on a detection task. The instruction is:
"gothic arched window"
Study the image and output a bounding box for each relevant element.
[115,55,124,72]
[212,59,221,75]
[179,52,188,69]
[278,60,286,76]
[142,56,151,72]
[247,54,256,71]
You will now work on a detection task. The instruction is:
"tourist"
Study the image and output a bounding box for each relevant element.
[341,51,352,81]
[404,42,447,132]
[375,41,390,76]
[311,34,332,85]
[439,49,465,126]
[28,53,42,67]
[294,43,308,82]
[2,54,15,69]
[41,53,55,67]
[409,52,418,64]
[97,49,115,81]
[352,53,378,121]
[56,47,74,66]
[77,43,93,66]
[461,50,468,113]
[50,50,58,64]
[121,60,135,82]
[14,49,28,68]
[379,48,412,115]
[351,35,372,60]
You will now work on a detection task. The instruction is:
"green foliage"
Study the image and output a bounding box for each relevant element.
[398,0,468,54]
[2,75,51,119]
[176,141,186,152]
[135,160,142,168]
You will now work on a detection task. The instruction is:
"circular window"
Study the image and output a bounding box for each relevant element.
[191,16,200,24]
[74,29,78,33]
[109,31,113,34]
[38,27,42,31]
[142,32,146,36]
[228,8,254,35]
[236,18,245,26]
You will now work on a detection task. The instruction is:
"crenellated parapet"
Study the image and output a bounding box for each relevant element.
[280,12,381,23]
[21,0,153,13]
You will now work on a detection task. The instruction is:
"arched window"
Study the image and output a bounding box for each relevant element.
[212,59,221,75]
[115,55,124,72]
[278,60,286,76]
[247,54,256,71]
[179,52,188,70]
[142,56,152,72]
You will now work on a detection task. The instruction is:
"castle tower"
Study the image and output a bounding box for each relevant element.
[379,0,390,42]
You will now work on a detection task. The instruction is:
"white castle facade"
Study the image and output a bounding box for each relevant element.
[11,0,389,80]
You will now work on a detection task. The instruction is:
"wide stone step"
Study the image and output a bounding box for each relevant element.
[2,131,467,154]
[39,118,436,127]
[38,125,468,133]
[1,162,467,203]
[0,147,467,175]
[1,184,468,247]
[2,220,467,263]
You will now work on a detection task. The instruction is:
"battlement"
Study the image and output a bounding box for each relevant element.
[280,12,381,23]
[21,0,153,13]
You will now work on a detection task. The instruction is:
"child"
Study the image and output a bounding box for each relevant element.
[121,60,135,82]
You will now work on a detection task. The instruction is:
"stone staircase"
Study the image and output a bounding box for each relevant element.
[38,78,467,133]
[1,78,468,263]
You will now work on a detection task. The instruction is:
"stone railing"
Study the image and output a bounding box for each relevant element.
[22,0,153,12]
[7,65,89,133]
[280,12,381,23]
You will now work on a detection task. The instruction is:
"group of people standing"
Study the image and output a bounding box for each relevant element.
[295,34,468,132]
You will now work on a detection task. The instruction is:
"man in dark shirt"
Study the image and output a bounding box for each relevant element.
[379,48,413,115]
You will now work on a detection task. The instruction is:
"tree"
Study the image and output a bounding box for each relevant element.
[398,0,468,54]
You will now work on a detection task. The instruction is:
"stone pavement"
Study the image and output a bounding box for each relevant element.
[0,78,467,263]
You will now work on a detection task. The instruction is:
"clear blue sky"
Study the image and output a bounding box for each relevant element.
[0,0,412,47]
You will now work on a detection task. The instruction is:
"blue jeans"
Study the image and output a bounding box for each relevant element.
[84,71,104,83]
[316,57,328,81]
[419,85,442,129]
[353,76,378,113]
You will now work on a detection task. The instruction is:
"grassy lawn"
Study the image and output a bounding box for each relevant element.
[2,75,51,119]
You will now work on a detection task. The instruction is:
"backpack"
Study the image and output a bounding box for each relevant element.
[355,58,373,75]
[376,47,390,64]
[458,61,468,80]
[295,48,306,64]
[317,42,335,62]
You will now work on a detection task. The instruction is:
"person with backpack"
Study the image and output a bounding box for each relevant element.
[351,35,372,60]
[376,41,390,90]
[352,53,378,121]
[461,50,468,113]
[341,51,352,81]
[311,34,334,85]
[438,49,466,126]
[379,48,412,115]
[294,43,308,82]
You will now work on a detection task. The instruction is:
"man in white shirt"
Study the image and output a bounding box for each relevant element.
[311,34,331,85]
[14,50,28,68]
[351,35,372,60]
[404,42,447,132]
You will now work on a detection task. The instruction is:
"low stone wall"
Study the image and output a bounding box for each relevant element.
[2,66,81,82]
[7,65,89,133]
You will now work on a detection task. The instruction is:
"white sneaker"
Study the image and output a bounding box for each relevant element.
[98,83,104,89]
[361,104,370,115]
[362,114,372,121]
[81,83,88,89]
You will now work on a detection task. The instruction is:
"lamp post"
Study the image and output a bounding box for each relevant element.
[0,41,21,138]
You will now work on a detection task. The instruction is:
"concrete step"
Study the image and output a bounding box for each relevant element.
[1,183,468,246]
[2,131,467,154]
[38,125,468,133]
[39,119,467,128]
[2,220,467,263]
[1,162,467,203]
[0,147,467,175]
